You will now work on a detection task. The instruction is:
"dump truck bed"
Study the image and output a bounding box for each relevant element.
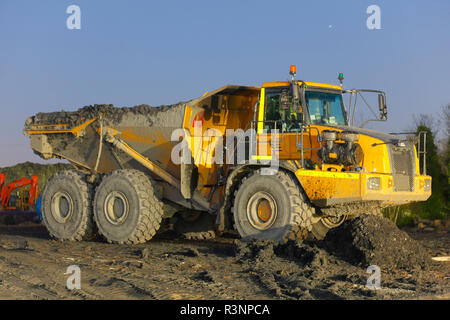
[24,103,187,178]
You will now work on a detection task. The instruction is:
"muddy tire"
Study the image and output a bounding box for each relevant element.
[174,213,216,240]
[93,169,164,244]
[310,215,347,240]
[41,170,96,241]
[232,169,313,242]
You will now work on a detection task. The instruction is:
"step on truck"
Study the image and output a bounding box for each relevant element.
[23,66,431,244]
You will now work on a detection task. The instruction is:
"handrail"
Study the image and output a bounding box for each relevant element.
[245,120,322,168]
[25,117,99,138]
[297,125,321,168]
[388,131,427,175]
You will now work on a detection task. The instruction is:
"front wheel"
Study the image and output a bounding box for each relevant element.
[174,211,216,240]
[232,170,314,242]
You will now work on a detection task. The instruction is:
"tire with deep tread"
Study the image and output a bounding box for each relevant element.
[310,219,331,241]
[41,170,96,241]
[232,169,314,242]
[93,169,164,244]
[174,213,216,240]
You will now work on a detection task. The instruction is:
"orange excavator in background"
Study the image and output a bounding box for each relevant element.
[0,173,38,211]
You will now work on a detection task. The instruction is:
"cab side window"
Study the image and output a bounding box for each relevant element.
[264,88,303,132]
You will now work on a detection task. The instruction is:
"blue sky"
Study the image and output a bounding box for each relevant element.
[0,0,449,166]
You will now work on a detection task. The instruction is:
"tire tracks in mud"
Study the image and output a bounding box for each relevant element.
[94,240,239,300]
[0,236,222,299]
[0,242,103,299]
[0,219,448,300]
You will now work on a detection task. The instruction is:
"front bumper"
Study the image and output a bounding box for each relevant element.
[295,169,431,207]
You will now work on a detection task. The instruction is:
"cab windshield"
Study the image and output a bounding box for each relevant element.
[306,91,347,126]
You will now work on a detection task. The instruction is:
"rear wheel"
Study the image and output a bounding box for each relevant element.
[93,169,164,244]
[41,170,96,241]
[232,170,314,242]
[174,211,216,240]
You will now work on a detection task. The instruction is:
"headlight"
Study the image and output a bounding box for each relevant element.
[367,177,381,190]
[424,179,431,191]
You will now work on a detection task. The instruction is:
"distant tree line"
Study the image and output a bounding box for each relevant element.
[0,161,72,197]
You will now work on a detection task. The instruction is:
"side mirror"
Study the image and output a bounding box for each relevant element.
[290,82,302,114]
[290,82,300,102]
[378,93,387,120]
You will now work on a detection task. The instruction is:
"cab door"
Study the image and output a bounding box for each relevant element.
[255,87,304,161]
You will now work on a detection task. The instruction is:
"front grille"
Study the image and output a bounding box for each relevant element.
[388,144,415,192]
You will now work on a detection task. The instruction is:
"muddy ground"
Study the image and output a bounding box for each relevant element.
[0,214,448,300]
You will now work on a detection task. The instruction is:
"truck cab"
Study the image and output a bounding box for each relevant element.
[253,77,431,209]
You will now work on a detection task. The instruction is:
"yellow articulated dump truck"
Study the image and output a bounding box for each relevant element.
[23,66,431,244]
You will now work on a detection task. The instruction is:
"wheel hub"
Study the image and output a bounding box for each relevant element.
[50,191,74,223]
[247,192,278,230]
[104,191,130,225]
[257,199,272,222]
